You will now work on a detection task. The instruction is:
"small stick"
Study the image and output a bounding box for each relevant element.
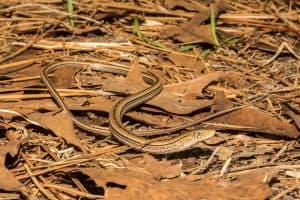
[270,185,298,200]
[24,164,58,200]
[220,157,232,177]
[263,42,300,66]
[269,142,289,163]
[191,146,220,175]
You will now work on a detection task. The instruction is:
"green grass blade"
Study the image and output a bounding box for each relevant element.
[67,0,74,27]
[200,48,212,57]
[133,17,166,48]
[133,17,142,39]
[143,36,167,49]
[224,36,241,45]
[210,7,219,46]
[177,44,198,52]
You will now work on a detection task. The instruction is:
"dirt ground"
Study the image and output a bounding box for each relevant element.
[0,0,299,199]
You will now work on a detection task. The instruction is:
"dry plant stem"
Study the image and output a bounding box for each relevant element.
[44,184,104,199]
[71,177,89,193]
[131,38,201,59]
[269,142,289,163]
[16,146,126,180]
[263,42,300,65]
[271,185,299,200]
[220,157,232,177]
[0,109,47,128]
[0,75,54,84]
[28,144,60,166]
[0,57,45,71]
[0,22,44,32]
[1,3,102,25]
[0,193,20,200]
[23,153,66,199]
[0,92,101,100]
[191,146,220,175]
[0,88,112,96]
[13,40,135,51]
[220,18,295,32]
[0,27,50,63]
[0,17,58,22]
[28,190,39,200]
[24,164,58,200]
[227,163,300,176]
[98,2,193,18]
[266,97,286,121]
[270,2,300,33]
[220,13,278,20]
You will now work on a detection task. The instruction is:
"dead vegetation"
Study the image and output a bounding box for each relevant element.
[0,0,299,199]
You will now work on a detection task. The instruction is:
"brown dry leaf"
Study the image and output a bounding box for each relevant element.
[102,61,148,94]
[149,89,213,114]
[0,140,25,191]
[212,91,234,111]
[125,61,148,87]
[211,107,300,138]
[73,167,271,200]
[166,53,207,74]
[87,96,116,113]
[3,63,43,89]
[48,64,80,88]
[161,1,226,44]
[164,0,205,11]
[164,71,245,97]
[94,8,127,20]
[28,111,83,150]
[175,24,215,44]
[184,169,273,200]
[129,154,181,179]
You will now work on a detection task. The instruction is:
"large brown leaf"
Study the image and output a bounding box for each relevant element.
[0,140,25,192]
[161,1,226,44]
[71,167,272,200]
[129,154,181,179]
[28,111,84,150]
[210,107,299,138]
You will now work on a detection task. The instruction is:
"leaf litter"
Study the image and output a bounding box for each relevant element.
[0,0,299,199]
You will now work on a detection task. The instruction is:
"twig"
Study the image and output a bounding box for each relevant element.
[263,42,300,66]
[0,57,46,71]
[220,157,232,177]
[0,27,51,63]
[24,164,58,200]
[1,3,102,25]
[271,185,298,200]
[191,146,220,175]
[270,142,289,163]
